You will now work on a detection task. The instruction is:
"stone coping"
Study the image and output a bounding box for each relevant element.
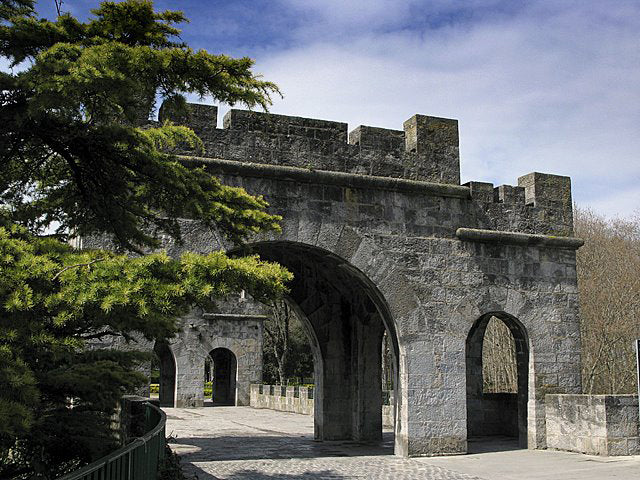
[179,155,471,199]
[202,313,268,321]
[547,394,639,398]
[456,228,584,249]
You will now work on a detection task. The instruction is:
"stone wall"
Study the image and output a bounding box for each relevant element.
[159,104,460,185]
[161,103,574,236]
[250,384,314,416]
[546,394,640,456]
[250,384,396,428]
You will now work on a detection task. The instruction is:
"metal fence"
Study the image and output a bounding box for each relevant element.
[58,402,166,480]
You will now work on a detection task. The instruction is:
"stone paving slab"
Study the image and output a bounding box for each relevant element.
[165,407,481,479]
[164,406,640,480]
[189,457,483,479]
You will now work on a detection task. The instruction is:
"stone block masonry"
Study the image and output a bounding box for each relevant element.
[546,394,640,456]
[160,104,461,185]
[170,307,266,408]
[160,103,574,237]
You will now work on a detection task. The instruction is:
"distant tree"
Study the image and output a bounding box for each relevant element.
[482,317,517,393]
[0,1,290,478]
[264,300,291,385]
[575,208,640,394]
[263,300,314,385]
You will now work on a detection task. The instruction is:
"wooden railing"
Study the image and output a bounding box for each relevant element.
[58,402,166,480]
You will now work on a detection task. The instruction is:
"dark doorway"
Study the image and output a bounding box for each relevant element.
[206,348,237,406]
[466,312,529,448]
[154,341,176,407]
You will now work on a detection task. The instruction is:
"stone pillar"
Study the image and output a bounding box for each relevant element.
[174,337,205,408]
[312,300,352,440]
[397,337,467,456]
[517,172,573,235]
[352,314,385,441]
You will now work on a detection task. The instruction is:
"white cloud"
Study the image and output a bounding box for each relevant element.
[239,0,640,218]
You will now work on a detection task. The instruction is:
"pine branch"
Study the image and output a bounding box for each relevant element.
[52,258,105,280]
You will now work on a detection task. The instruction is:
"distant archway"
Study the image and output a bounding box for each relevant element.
[466,312,529,447]
[154,341,177,407]
[207,347,237,406]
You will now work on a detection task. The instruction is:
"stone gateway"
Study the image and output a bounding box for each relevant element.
[107,103,587,457]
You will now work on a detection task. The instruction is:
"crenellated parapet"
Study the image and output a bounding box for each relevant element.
[464,173,573,236]
[159,102,574,237]
[158,101,460,185]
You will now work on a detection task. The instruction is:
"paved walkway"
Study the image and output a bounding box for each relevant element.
[165,406,640,480]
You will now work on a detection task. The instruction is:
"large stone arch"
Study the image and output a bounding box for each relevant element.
[233,240,405,452]
[157,178,582,457]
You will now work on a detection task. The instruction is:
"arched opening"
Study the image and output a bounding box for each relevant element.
[261,299,315,386]
[205,347,237,406]
[234,241,400,450]
[381,330,396,429]
[466,312,529,449]
[153,341,176,407]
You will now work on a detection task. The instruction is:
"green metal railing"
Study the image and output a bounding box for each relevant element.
[58,402,166,480]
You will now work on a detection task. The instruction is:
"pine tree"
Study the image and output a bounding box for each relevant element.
[0,1,291,477]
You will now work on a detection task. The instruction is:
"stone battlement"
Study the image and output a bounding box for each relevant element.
[159,102,574,236]
[158,102,460,185]
[464,172,574,235]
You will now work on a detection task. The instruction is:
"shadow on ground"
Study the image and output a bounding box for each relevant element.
[171,431,395,463]
[186,468,347,480]
[467,436,522,454]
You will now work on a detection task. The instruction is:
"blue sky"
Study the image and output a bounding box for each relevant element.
[32,0,640,218]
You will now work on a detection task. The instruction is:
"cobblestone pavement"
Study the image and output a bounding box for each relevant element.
[165,407,640,480]
[165,407,482,480]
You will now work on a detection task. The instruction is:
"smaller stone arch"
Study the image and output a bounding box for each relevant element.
[466,311,529,447]
[207,347,237,406]
[153,341,177,407]
[171,309,264,408]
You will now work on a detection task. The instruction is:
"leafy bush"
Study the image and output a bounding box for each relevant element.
[158,445,186,480]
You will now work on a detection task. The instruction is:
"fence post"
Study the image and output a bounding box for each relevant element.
[635,339,640,426]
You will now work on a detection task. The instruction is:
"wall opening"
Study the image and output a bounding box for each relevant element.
[466,312,529,448]
[153,341,176,407]
[233,241,399,451]
[206,347,237,406]
[261,299,315,386]
[381,330,396,429]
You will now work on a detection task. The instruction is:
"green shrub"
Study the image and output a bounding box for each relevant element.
[158,445,186,480]
[150,383,159,394]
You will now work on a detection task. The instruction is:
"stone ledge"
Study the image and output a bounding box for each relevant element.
[202,313,268,321]
[456,228,584,249]
[179,155,471,199]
